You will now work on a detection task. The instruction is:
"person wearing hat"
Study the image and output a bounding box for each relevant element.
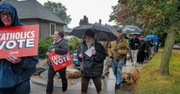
[77,30,106,94]
[107,28,129,89]
[0,1,38,94]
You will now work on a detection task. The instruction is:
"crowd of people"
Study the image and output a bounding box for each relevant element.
[0,1,160,94]
[75,27,160,93]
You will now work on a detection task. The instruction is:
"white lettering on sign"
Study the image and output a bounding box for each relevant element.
[0,39,34,50]
[0,31,35,41]
[52,54,70,65]
[0,31,35,50]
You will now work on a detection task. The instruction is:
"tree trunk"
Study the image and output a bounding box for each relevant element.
[160,29,177,75]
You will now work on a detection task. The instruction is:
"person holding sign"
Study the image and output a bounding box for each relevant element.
[46,30,68,94]
[77,30,106,94]
[0,1,38,94]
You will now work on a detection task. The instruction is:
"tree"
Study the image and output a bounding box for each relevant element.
[135,0,179,75]
[44,1,72,24]
[109,0,139,26]
[79,15,89,26]
[109,4,121,25]
[111,0,180,75]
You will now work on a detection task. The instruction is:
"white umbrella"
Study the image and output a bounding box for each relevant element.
[123,25,142,34]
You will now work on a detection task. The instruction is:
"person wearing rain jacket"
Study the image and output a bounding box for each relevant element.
[46,30,68,94]
[0,2,38,94]
[77,30,106,94]
[107,28,129,89]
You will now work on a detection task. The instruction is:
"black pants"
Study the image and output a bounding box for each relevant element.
[81,77,101,93]
[46,66,67,93]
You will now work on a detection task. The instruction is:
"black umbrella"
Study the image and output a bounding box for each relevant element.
[70,23,117,41]
[122,25,142,34]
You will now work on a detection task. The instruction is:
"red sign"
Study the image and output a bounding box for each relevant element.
[0,25,39,59]
[48,51,73,71]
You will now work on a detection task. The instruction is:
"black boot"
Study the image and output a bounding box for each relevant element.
[115,84,120,89]
[62,82,67,92]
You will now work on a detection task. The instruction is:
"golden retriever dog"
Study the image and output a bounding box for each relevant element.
[121,69,139,85]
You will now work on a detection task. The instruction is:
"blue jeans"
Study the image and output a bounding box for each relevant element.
[111,59,124,85]
[0,80,30,94]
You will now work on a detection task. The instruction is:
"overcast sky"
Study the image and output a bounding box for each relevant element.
[37,0,118,28]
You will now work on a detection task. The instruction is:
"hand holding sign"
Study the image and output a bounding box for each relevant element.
[51,48,55,53]
[6,54,21,64]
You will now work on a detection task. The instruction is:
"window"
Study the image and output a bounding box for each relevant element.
[50,23,56,36]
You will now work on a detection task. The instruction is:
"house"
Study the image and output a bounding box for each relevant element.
[4,0,66,40]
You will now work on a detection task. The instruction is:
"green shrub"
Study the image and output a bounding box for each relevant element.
[38,37,53,59]
[66,37,82,51]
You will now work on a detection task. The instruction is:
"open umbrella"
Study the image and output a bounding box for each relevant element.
[70,23,117,41]
[146,34,158,42]
[122,25,142,34]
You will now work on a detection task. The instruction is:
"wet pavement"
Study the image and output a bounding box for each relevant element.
[30,60,143,94]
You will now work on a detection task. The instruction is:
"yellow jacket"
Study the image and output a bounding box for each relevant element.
[108,37,129,59]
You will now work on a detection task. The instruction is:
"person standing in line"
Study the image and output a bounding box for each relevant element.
[123,34,131,66]
[77,30,106,94]
[129,34,140,67]
[154,39,159,53]
[46,30,68,94]
[0,2,38,94]
[144,38,150,60]
[149,38,154,59]
[100,41,111,79]
[107,29,129,89]
[137,36,146,64]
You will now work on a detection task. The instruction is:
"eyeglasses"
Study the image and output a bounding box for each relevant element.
[0,12,11,18]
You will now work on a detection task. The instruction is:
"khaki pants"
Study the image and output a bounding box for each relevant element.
[131,49,139,67]
[102,57,110,75]
[81,77,101,93]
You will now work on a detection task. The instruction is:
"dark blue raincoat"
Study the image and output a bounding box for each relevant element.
[0,2,38,88]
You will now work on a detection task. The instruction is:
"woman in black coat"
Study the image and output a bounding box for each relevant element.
[46,30,68,94]
[137,38,146,64]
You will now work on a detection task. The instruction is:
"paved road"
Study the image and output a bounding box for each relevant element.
[30,61,142,94]
[173,43,180,50]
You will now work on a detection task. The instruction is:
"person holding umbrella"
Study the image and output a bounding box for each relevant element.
[107,29,129,89]
[77,30,106,94]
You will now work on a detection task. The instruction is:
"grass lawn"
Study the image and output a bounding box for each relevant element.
[134,49,180,94]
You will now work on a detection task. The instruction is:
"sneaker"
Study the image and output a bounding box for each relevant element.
[46,92,52,94]
[97,91,101,94]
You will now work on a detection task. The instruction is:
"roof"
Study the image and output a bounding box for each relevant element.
[5,0,66,24]
[63,25,72,33]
